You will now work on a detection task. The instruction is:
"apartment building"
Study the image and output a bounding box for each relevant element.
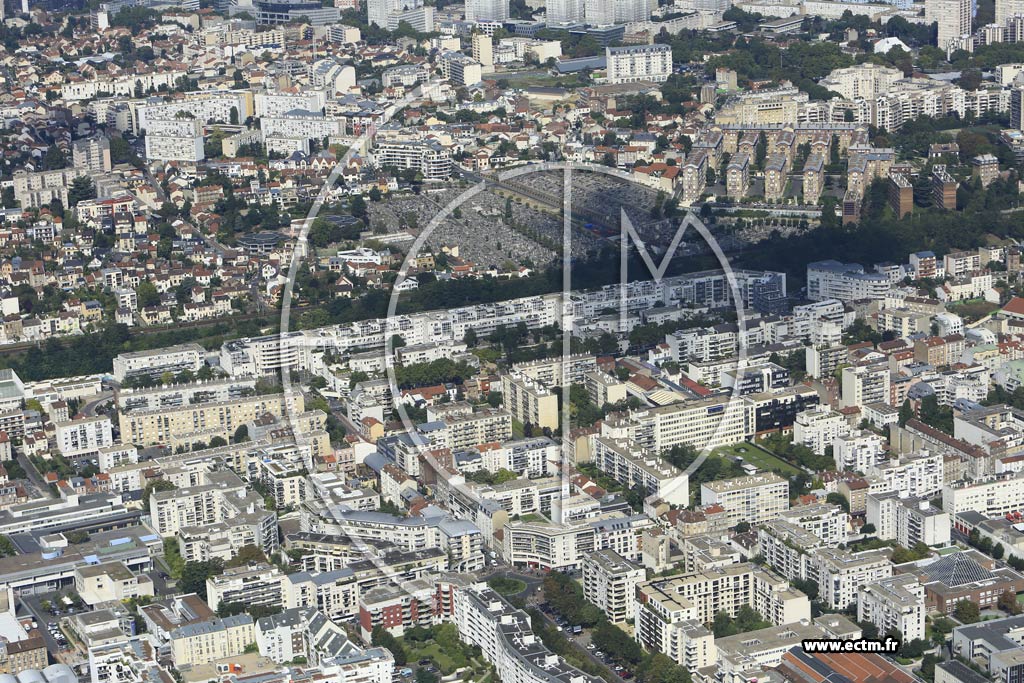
[803,153,825,203]
[452,584,604,683]
[303,507,484,573]
[591,436,689,505]
[54,416,113,457]
[857,574,926,643]
[636,563,810,657]
[582,549,646,624]
[605,44,672,84]
[150,469,279,559]
[71,136,112,173]
[169,615,255,668]
[440,409,513,451]
[866,493,951,548]
[112,343,206,383]
[143,118,204,162]
[943,471,1024,516]
[726,151,750,200]
[205,563,286,612]
[833,430,886,473]
[813,548,892,609]
[699,473,789,526]
[793,405,850,455]
[501,372,559,431]
[119,392,301,448]
[604,396,754,455]
[807,261,890,302]
[820,63,903,100]
[841,363,891,409]
[871,451,945,499]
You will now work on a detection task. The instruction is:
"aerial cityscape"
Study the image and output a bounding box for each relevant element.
[6,0,1024,682]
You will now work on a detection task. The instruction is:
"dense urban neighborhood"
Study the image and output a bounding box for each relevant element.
[8,0,1024,683]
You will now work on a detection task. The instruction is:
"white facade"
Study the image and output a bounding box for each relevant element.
[857,575,926,642]
[605,44,672,84]
[55,416,114,457]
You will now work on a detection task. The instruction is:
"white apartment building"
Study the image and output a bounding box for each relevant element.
[113,343,206,383]
[700,473,789,526]
[439,52,483,86]
[794,405,851,454]
[636,563,810,663]
[807,261,891,302]
[96,445,138,472]
[841,364,891,409]
[927,0,971,50]
[813,548,892,609]
[143,118,204,162]
[54,415,113,458]
[605,44,672,84]
[546,0,584,23]
[870,451,945,499]
[304,507,484,573]
[866,493,951,548]
[603,396,754,455]
[205,563,286,612]
[778,504,849,546]
[857,575,926,642]
[582,549,646,624]
[373,141,452,180]
[465,0,508,21]
[942,471,1024,516]
[833,430,886,473]
[819,64,903,100]
[254,91,328,118]
[452,584,604,683]
[72,137,112,173]
[261,111,346,140]
[591,436,689,506]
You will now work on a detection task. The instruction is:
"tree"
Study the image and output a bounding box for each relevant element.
[42,145,67,170]
[225,544,268,568]
[209,436,227,448]
[953,599,980,624]
[234,424,250,443]
[142,479,176,513]
[0,187,15,209]
[993,543,1006,560]
[898,399,914,427]
[591,622,643,665]
[178,559,225,599]
[998,589,1021,615]
[68,176,97,206]
[136,281,160,309]
[370,626,406,665]
[861,523,876,534]
[230,106,239,125]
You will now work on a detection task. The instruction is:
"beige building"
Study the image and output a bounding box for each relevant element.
[119,392,302,448]
[635,563,810,667]
[169,615,255,668]
[75,561,154,606]
[501,372,559,431]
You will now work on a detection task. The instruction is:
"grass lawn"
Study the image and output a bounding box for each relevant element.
[403,641,459,673]
[488,576,527,596]
[715,441,801,476]
[949,298,1001,322]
